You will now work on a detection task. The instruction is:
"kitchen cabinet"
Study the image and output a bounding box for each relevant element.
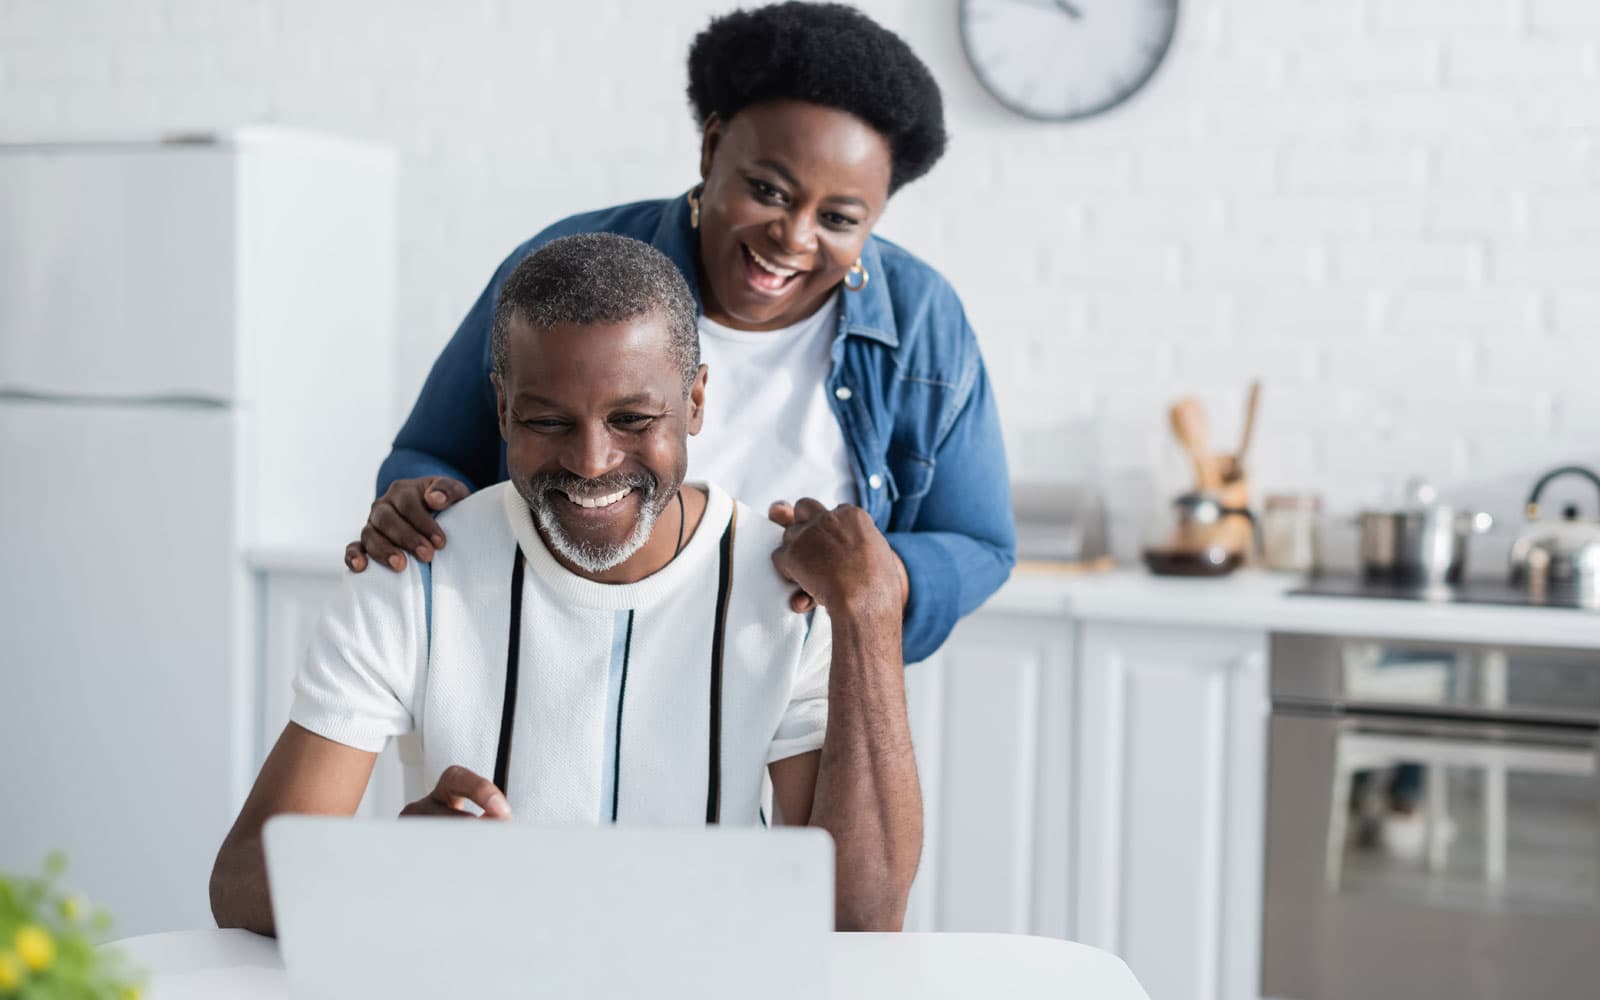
[901,609,1075,937]
[901,602,1269,1000]
[257,565,340,763]
[1074,622,1267,1000]
[254,559,408,819]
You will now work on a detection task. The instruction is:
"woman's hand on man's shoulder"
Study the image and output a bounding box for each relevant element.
[345,476,471,573]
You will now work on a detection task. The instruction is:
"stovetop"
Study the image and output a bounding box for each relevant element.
[1289,575,1598,611]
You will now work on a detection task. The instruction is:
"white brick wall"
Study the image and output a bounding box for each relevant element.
[4,0,1598,556]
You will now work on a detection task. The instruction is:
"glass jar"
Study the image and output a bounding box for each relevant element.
[1262,493,1323,572]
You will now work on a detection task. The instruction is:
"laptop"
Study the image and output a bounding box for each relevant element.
[263,816,834,1000]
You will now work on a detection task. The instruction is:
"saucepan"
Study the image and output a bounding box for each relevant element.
[1358,480,1492,586]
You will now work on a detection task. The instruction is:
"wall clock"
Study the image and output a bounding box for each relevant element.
[959,0,1180,122]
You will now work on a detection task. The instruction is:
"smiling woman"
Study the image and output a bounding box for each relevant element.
[349,1,1017,663]
[692,100,891,332]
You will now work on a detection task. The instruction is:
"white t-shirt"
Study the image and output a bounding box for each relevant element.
[688,293,856,511]
[291,481,830,826]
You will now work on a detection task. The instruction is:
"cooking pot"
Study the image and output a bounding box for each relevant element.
[1509,465,1600,607]
[1358,480,1493,585]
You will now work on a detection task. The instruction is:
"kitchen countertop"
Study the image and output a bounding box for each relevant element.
[995,567,1600,649]
[247,545,1600,651]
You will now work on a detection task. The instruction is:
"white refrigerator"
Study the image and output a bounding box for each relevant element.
[0,129,396,935]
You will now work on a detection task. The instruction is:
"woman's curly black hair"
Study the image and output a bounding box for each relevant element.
[686,2,947,194]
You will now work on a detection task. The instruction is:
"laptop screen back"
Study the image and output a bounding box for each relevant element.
[263,816,833,1000]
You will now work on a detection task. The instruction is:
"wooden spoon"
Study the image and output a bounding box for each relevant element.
[1169,396,1222,492]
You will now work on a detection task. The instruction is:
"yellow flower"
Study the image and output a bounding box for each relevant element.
[120,986,142,1000]
[60,893,87,923]
[0,949,22,991]
[13,925,54,972]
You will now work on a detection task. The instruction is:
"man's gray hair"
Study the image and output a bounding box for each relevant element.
[491,233,700,391]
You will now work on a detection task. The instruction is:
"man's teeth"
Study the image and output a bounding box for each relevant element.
[564,487,632,509]
[747,246,798,278]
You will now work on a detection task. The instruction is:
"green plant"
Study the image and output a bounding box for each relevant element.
[0,854,142,1000]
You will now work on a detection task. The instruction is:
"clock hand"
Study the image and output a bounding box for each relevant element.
[1004,0,1082,16]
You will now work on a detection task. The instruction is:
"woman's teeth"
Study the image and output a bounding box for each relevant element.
[746,245,799,280]
[564,487,632,509]
[745,246,806,288]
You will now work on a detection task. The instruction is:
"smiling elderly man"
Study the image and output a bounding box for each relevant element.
[209,233,920,936]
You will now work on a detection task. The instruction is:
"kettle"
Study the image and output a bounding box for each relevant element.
[1509,465,1600,606]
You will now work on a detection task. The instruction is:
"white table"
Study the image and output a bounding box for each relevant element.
[111,928,1150,999]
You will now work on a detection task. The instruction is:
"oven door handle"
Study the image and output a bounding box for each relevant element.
[1340,716,1598,776]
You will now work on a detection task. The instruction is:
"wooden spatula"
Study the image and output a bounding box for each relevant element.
[1219,379,1262,483]
[1237,379,1261,472]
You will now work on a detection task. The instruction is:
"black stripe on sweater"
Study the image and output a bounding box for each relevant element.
[493,547,526,796]
[706,510,736,824]
[610,609,635,822]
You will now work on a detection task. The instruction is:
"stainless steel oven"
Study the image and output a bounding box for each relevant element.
[1262,632,1600,1000]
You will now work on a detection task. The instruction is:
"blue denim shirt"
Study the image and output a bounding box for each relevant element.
[380,194,1016,662]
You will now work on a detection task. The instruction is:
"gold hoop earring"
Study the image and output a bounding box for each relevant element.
[844,259,869,292]
[687,187,702,230]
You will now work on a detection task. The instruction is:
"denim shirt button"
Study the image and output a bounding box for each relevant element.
[834,385,853,401]
[868,473,883,490]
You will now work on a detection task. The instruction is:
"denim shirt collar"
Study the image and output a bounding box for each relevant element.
[652,189,899,349]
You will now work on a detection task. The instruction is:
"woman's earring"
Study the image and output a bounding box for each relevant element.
[844,259,869,292]
[687,187,702,230]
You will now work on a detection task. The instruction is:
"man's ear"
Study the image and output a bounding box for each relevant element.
[697,114,724,182]
[492,374,510,442]
[686,364,709,436]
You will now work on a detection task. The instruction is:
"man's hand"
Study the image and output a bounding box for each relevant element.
[768,499,909,615]
[400,765,512,819]
[346,476,471,573]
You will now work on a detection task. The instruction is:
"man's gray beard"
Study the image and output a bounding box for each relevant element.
[523,473,665,574]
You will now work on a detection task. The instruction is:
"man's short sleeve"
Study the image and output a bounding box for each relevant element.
[767,607,831,764]
[289,563,427,754]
